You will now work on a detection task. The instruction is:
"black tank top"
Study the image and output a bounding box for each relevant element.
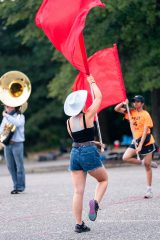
[68,114,94,143]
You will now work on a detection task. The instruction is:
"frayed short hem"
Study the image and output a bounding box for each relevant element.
[68,164,103,173]
[87,164,103,173]
[68,167,87,172]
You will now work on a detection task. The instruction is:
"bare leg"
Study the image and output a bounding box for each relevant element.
[71,171,87,224]
[89,167,108,204]
[123,148,141,165]
[143,153,152,186]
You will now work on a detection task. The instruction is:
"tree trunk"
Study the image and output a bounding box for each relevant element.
[151,89,160,146]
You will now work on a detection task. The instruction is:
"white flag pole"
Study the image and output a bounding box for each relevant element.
[126,103,140,160]
[90,84,104,152]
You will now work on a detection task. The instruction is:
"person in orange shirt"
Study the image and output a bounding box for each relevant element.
[115,95,158,198]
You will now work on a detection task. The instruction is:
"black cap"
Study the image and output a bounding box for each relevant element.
[131,95,144,103]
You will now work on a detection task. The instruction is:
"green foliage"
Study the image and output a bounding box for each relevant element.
[48,62,78,101]
[0,0,160,149]
[0,0,65,150]
[103,0,160,92]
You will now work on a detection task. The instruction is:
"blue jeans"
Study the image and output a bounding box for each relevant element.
[69,145,102,172]
[4,142,25,191]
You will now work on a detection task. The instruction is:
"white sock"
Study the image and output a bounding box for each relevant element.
[147,186,152,191]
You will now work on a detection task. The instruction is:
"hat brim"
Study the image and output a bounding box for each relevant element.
[131,98,144,103]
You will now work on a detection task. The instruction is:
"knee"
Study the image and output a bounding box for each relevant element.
[122,154,128,162]
[144,162,151,171]
[17,164,25,172]
[100,172,108,184]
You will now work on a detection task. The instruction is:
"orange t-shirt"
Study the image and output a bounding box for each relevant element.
[124,109,154,145]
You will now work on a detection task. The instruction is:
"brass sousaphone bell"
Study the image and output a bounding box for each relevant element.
[0,71,31,110]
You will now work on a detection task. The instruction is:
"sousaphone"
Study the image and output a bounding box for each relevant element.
[0,70,31,109]
[0,71,31,148]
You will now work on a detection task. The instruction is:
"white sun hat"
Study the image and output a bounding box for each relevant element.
[64,90,88,116]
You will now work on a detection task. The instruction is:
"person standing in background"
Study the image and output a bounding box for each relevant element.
[115,95,158,199]
[0,105,25,194]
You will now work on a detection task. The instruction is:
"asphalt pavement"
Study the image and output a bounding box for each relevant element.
[0,161,160,240]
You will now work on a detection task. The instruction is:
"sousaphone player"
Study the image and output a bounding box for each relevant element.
[0,71,31,194]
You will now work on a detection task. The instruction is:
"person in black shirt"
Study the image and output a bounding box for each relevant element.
[64,75,108,233]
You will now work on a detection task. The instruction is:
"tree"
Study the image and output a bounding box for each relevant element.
[48,0,160,145]
[107,0,160,145]
[0,0,159,148]
[0,0,67,150]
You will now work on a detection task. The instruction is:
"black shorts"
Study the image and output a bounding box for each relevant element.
[129,143,156,155]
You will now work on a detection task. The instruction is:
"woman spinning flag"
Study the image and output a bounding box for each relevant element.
[64,75,108,233]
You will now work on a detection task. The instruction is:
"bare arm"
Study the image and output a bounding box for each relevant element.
[85,75,102,121]
[114,99,128,114]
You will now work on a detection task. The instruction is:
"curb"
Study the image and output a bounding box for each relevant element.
[25,160,133,174]
[26,164,69,174]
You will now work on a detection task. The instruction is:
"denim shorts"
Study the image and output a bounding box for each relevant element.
[69,145,103,172]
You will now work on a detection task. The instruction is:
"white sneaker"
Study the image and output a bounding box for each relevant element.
[151,161,158,168]
[144,189,153,199]
[141,159,158,168]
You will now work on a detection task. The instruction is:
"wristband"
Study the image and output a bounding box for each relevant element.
[91,81,96,84]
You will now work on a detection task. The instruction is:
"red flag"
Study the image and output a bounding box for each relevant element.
[35,0,105,73]
[72,44,127,112]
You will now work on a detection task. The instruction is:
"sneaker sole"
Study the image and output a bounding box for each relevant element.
[88,200,97,221]
[151,165,158,168]
[151,161,158,168]
[144,193,153,199]
[74,229,91,233]
[144,195,153,199]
